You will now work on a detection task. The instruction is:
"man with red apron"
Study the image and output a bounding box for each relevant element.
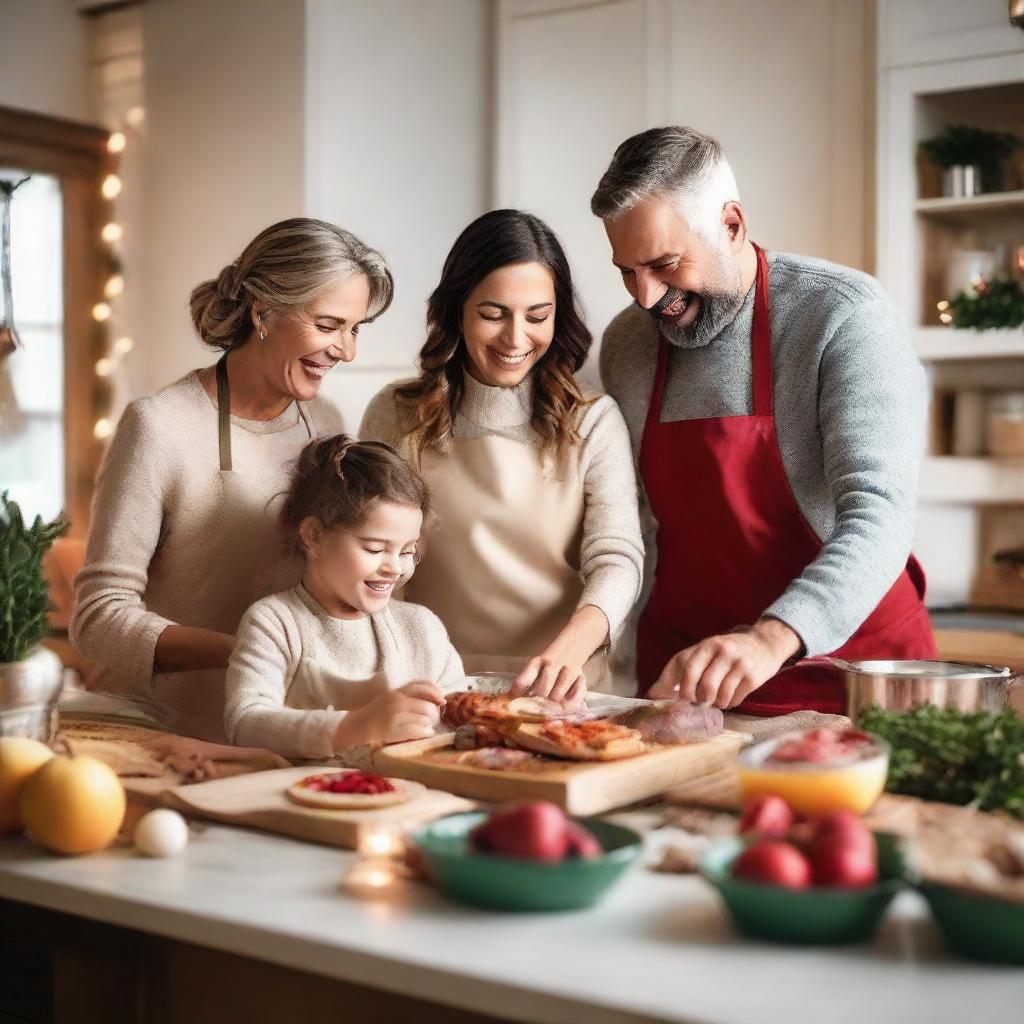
[591,126,937,715]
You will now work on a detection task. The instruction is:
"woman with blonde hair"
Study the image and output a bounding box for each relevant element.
[361,209,644,698]
[72,218,393,740]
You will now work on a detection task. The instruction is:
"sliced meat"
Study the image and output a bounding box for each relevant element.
[613,701,724,745]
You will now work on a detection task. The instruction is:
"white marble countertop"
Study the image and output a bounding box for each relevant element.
[0,823,1018,1024]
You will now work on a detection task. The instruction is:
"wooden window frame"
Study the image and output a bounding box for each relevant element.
[0,105,111,537]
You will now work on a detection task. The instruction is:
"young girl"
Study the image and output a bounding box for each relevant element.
[224,435,463,759]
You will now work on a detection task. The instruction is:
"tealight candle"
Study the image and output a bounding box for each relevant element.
[357,827,405,859]
[345,857,398,897]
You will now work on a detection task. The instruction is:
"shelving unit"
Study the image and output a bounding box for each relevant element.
[877,1,1024,606]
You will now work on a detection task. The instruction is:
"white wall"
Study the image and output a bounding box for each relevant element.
[304,0,491,429]
[0,0,93,122]
[138,0,307,395]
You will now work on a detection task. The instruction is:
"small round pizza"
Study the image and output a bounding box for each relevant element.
[511,719,647,761]
[286,770,413,810]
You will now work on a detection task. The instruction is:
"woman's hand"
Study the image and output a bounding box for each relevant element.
[333,681,445,748]
[648,618,802,708]
[511,605,609,704]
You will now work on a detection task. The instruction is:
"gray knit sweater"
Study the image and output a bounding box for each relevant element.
[599,249,928,657]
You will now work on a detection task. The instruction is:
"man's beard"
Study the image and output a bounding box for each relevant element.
[645,248,745,349]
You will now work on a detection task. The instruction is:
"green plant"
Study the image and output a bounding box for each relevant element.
[0,492,68,663]
[919,123,1020,173]
[946,277,1024,330]
[858,704,1024,818]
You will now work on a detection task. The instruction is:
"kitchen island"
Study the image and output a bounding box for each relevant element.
[0,820,1017,1024]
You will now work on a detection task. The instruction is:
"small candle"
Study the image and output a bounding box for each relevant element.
[357,827,405,859]
[345,857,398,897]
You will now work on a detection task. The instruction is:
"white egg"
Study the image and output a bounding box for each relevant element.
[134,808,189,857]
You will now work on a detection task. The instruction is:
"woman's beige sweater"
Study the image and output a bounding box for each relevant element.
[70,371,342,741]
[360,373,645,642]
[224,584,465,759]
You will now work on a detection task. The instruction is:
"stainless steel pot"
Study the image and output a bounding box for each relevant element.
[0,646,63,741]
[805,657,1015,719]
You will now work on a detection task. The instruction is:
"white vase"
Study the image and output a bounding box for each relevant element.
[0,646,63,741]
[942,165,983,198]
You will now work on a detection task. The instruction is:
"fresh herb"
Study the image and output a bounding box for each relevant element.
[947,277,1024,331]
[0,491,68,663]
[858,704,1024,819]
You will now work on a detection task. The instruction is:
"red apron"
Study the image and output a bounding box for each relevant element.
[636,244,937,715]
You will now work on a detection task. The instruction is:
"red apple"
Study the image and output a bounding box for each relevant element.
[738,794,796,838]
[812,811,873,851]
[469,802,569,862]
[810,837,878,888]
[564,820,602,859]
[733,840,812,889]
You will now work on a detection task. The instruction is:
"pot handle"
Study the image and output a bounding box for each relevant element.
[793,655,857,672]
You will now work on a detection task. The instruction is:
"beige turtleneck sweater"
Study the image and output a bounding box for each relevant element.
[224,584,465,758]
[70,371,342,742]
[359,372,645,645]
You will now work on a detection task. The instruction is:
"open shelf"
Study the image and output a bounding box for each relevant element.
[915,189,1024,221]
[920,455,1024,503]
[915,327,1024,360]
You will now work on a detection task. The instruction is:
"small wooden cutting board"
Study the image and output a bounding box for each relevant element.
[160,766,474,849]
[369,731,746,815]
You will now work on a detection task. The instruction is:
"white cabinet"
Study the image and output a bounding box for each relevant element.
[876,0,1024,605]
[880,0,1023,69]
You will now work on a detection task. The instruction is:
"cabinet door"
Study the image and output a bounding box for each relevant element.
[880,0,1024,69]
[495,0,660,361]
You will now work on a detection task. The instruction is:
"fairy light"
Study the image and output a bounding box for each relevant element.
[357,827,405,858]
[93,118,137,442]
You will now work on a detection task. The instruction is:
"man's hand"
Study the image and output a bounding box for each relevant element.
[648,618,802,708]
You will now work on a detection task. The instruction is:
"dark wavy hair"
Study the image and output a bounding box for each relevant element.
[395,209,593,466]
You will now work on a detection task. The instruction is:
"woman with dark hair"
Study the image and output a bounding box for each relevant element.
[361,210,643,698]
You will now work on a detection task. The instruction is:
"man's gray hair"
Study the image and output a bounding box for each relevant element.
[591,126,741,240]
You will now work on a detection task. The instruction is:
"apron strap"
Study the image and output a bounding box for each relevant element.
[215,353,232,471]
[751,242,773,418]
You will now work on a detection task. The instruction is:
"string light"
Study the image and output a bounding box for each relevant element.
[93,418,113,440]
[101,222,122,243]
[92,302,112,322]
[107,132,126,154]
[113,336,133,356]
[101,174,122,199]
[104,274,125,299]
[125,106,145,128]
[95,358,113,377]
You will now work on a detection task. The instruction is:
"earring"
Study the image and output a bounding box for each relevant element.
[259,328,267,344]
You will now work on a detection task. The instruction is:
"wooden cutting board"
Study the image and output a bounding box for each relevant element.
[160,766,474,849]
[369,731,746,815]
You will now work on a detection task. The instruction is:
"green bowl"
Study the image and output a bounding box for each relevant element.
[411,812,643,912]
[699,834,904,945]
[920,882,1024,965]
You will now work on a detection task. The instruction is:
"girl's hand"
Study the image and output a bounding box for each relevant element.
[334,681,445,748]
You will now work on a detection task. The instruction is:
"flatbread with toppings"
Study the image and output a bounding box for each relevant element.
[511,719,647,761]
[286,770,414,810]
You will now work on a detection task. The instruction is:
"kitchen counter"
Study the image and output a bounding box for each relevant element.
[0,822,1017,1024]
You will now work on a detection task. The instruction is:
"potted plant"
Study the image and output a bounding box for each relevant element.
[0,492,68,740]
[919,124,1020,197]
